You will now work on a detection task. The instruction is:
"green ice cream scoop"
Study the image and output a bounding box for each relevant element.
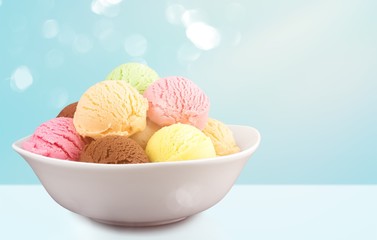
[106,62,159,94]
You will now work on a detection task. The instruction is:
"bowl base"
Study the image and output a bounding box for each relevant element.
[90,216,188,227]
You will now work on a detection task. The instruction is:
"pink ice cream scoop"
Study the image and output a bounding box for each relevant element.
[22,117,85,160]
[143,76,210,130]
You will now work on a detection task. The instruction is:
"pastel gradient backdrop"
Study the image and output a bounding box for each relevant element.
[1,0,376,184]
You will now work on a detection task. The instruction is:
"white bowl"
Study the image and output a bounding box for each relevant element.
[12,125,260,226]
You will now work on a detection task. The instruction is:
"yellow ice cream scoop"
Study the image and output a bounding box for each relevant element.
[203,118,240,156]
[73,80,148,139]
[146,123,216,162]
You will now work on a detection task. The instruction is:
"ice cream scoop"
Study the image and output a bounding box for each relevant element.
[146,123,216,162]
[57,102,78,118]
[22,117,85,160]
[79,135,149,164]
[203,118,240,156]
[143,76,210,130]
[130,118,161,149]
[106,62,159,94]
[73,80,148,139]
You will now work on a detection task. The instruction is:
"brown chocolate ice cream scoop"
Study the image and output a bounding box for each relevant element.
[79,135,149,164]
[57,102,78,118]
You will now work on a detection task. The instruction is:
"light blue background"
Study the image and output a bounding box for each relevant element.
[1,0,376,184]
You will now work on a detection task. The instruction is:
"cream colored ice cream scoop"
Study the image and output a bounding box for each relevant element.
[203,118,240,156]
[130,118,160,149]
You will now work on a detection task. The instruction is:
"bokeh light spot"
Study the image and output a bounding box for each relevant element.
[10,66,33,92]
[181,9,207,28]
[186,22,221,50]
[124,34,148,57]
[221,28,242,47]
[91,0,122,18]
[177,43,201,64]
[165,4,186,25]
[93,19,114,40]
[42,19,59,39]
[93,19,120,52]
[232,31,242,46]
[73,34,93,53]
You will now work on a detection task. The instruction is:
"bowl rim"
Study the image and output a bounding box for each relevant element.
[12,125,261,169]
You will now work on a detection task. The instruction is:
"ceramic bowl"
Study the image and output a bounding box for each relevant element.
[12,125,260,226]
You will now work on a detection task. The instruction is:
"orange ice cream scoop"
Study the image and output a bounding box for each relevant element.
[73,80,148,139]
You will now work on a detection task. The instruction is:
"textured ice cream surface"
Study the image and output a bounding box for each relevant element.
[22,117,85,160]
[73,80,148,139]
[203,118,240,156]
[106,62,159,94]
[146,123,216,162]
[57,102,78,118]
[130,118,161,149]
[143,76,210,130]
[79,135,149,164]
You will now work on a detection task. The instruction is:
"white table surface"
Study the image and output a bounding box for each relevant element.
[0,185,376,240]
